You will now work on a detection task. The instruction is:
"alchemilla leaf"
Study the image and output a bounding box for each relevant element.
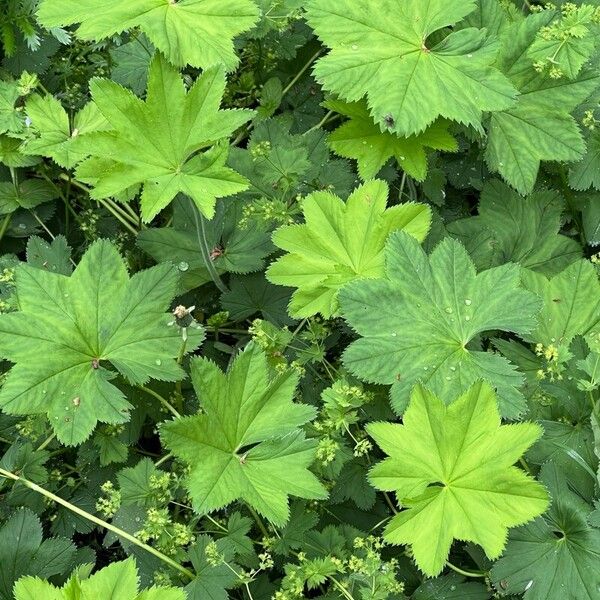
[368,381,548,576]
[340,231,541,417]
[324,99,458,181]
[76,53,253,222]
[267,179,431,318]
[0,239,204,445]
[37,0,260,70]
[161,342,327,525]
[306,0,517,136]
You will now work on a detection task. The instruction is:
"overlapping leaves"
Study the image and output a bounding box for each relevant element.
[340,230,541,417]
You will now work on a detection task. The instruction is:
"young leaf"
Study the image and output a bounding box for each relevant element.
[161,342,327,525]
[0,239,204,445]
[266,179,431,318]
[306,0,517,137]
[76,53,253,222]
[340,231,541,417]
[447,179,581,275]
[324,99,458,181]
[367,381,548,576]
[21,96,108,168]
[36,0,260,70]
[14,557,185,600]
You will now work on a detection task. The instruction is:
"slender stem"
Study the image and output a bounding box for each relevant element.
[29,209,56,240]
[446,561,487,578]
[190,199,229,293]
[137,385,181,419]
[303,110,337,136]
[0,213,12,243]
[246,504,270,539]
[281,50,322,97]
[36,432,56,451]
[0,467,195,580]
[155,452,173,467]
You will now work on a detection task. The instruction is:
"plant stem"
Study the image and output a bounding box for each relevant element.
[0,467,195,580]
[0,213,12,243]
[155,452,173,467]
[281,49,322,97]
[446,561,487,578]
[36,432,56,451]
[246,504,270,539]
[137,385,181,419]
[190,199,229,293]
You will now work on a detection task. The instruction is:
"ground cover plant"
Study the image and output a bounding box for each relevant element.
[1,0,600,598]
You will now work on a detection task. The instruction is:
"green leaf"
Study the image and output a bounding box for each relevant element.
[266,179,431,318]
[447,179,581,275]
[570,130,600,191]
[486,12,600,194]
[22,95,108,168]
[491,464,600,600]
[138,196,273,292]
[527,5,600,80]
[0,239,204,445]
[26,235,73,275]
[0,178,57,214]
[324,99,458,181]
[161,342,327,525]
[0,79,23,134]
[412,573,490,600]
[0,508,76,600]
[367,381,548,576]
[37,0,260,70]
[340,231,541,417]
[14,557,185,600]
[306,0,517,136]
[76,53,253,222]
[521,259,600,349]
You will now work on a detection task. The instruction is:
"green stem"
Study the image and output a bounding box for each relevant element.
[0,213,12,243]
[36,432,56,451]
[281,49,322,97]
[446,561,487,578]
[137,385,181,419]
[190,199,229,294]
[155,452,173,467]
[0,467,195,580]
[246,504,270,539]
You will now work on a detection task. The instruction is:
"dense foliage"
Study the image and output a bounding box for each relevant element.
[0,0,600,598]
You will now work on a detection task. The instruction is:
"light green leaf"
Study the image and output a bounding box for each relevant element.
[14,558,185,600]
[161,342,327,525]
[76,53,252,222]
[21,95,108,168]
[267,179,431,318]
[306,0,517,136]
[0,239,204,445]
[340,231,541,417]
[367,381,548,576]
[0,80,23,134]
[447,179,581,275]
[325,99,458,181]
[37,0,260,70]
